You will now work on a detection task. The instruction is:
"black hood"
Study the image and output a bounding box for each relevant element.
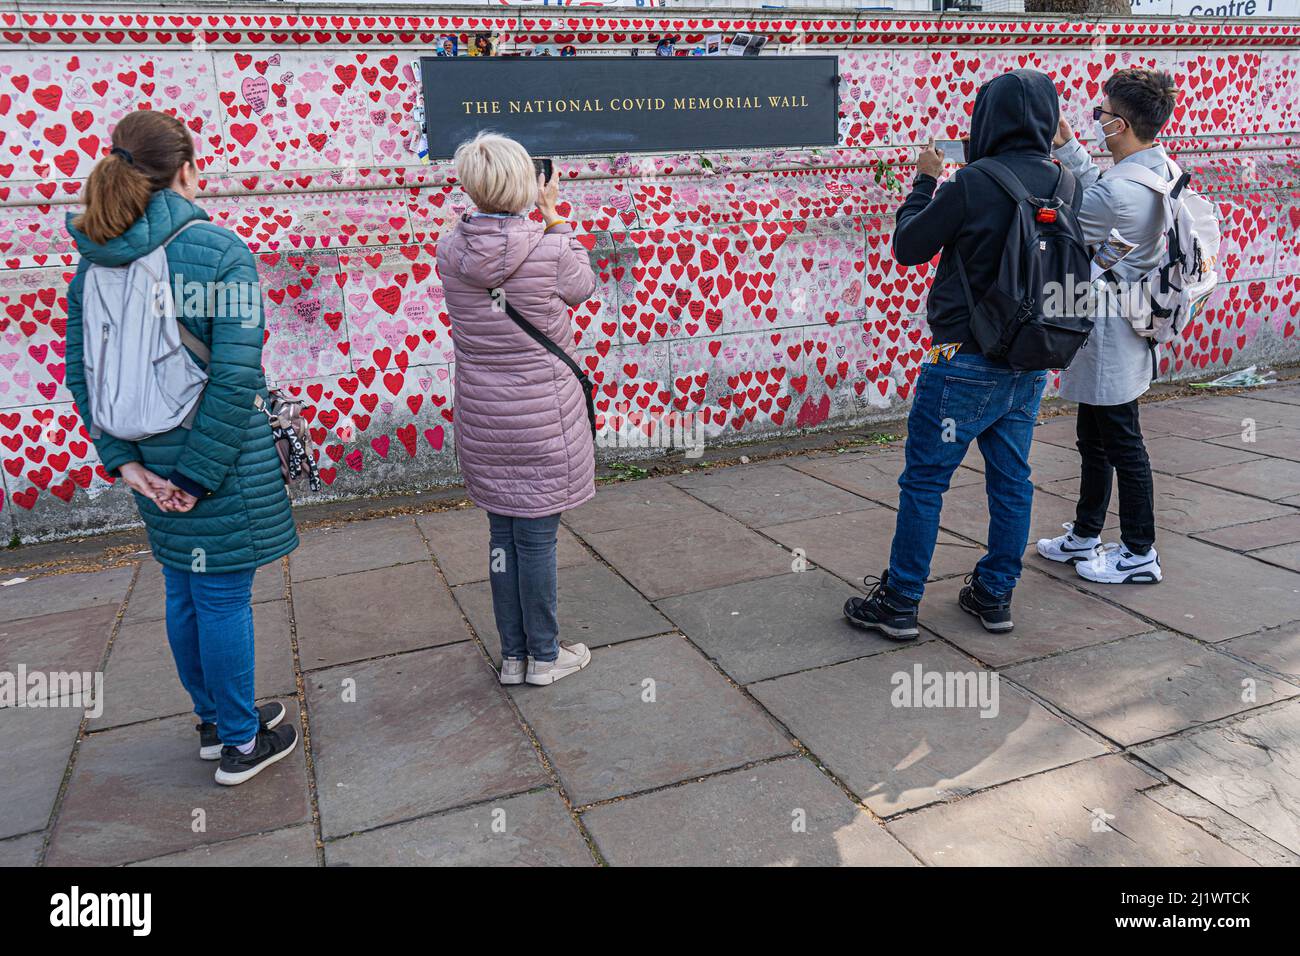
[967,69,1059,163]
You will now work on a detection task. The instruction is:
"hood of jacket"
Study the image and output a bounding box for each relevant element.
[967,69,1059,163]
[66,188,210,267]
[441,214,546,289]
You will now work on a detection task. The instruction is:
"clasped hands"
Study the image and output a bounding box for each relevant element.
[119,462,199,513]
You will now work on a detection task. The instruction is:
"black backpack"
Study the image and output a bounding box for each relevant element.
[952,158,1093,371]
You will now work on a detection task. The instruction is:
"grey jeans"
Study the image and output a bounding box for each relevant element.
[487,511,561,663]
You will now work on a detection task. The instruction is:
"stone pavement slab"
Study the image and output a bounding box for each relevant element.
[0,605,117,702]
[583,755,918,867]
[1208,425,1300,462]
[0,832,42,867]
[655,569,923,685]
[1039,472,1292,533]
[1193,513,1300,551]
[1129,404,1269,441]
[324,789,593,866]
[417,506,589,586]
[888,755,1253,866]
[1222,627,1300,680]
[750,643,1107,816]
[1134,700,1300,854]
[1005,631,1300,746]
[289,516,429,583]
[1173,394,1300,429]
[960,439,1087,486]
[0,703,83,840]
[90,600,296,730]
[453,560,671,668]
[577,501,794,601]
[306,642,545,839]
[123,562,285,626]
[293,563,470,671]
[1250,384,1300,405]
[0,565,133,623]
[790,449,981,509]
[1032,531,1300,642]
[1144,783,1300,866]
[510,633,792,806]
[937,483,1101,546]
[1252,542,1300,572]
[45,705,310,867]
[670,462,876,526]
[564,477,714,535]
[1253,387,1300,405]
[919,570,1153,668]
[761,505,980,583]
[1144,435,1266,475]
[128,825,319,867]
[1185,456,1300,501]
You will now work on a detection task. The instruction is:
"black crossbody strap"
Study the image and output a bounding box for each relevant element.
[491,288,597,438]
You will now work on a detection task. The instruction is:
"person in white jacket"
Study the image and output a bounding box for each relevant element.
[1036,68,1178,584]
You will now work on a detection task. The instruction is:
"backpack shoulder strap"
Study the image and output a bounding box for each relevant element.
[1105,162,1174,196]
[1050,163,1077,209]
[160,220,213,363]
[968,157,1031,204]
[163,219,208,247]
[177,323,210,365]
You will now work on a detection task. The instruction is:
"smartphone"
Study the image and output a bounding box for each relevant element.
[935,139,967,163]
[533,157,554,183]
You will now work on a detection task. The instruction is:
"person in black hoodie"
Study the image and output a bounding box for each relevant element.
[844,69,1067,639]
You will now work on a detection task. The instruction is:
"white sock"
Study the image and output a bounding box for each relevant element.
[236,737,257,755]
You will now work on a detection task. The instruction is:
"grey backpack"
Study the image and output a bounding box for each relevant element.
[81,220,208,441]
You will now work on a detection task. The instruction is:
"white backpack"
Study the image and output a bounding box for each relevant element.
[81,221,208,441]
[1106,159,1221,344]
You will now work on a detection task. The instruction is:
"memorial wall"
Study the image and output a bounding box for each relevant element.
[1,6,1298,540]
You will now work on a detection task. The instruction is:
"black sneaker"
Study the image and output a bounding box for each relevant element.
[215,722,298,786]
[958,573,1014,633]
[198,702,288,760]
[843,571,920,641]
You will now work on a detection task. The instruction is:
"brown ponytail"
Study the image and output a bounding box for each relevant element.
[73,110,196,244]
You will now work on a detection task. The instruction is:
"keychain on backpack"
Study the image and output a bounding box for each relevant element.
[255,391,321,493]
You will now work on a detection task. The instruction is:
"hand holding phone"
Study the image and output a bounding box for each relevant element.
[534,158,559,219]
[934,139,968,164]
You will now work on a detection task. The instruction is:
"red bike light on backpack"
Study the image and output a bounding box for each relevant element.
[1035,207,1058,224]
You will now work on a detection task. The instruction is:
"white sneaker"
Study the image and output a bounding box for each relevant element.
[526,642,591,686]
[1036,522,1101,564]
[499,658,527,686]
[1076,543,1162,584]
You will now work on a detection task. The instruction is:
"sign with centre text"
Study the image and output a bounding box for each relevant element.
[420,55,840,158]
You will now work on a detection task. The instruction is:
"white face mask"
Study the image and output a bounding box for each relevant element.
[1094,116,1121,149]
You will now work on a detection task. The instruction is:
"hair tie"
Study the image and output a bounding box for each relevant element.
[110,146,134,165]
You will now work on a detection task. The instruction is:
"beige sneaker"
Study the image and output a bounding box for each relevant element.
[499,658,527,686]
[526,642,591,686]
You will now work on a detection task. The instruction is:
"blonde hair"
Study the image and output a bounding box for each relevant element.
[453,132,535,215]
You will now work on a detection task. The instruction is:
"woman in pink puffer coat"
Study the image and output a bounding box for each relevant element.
[437,132,597,687]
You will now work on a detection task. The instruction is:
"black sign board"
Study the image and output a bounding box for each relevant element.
[420,55,840,158]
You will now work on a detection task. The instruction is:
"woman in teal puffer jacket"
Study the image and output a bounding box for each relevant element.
[65,110,298,786]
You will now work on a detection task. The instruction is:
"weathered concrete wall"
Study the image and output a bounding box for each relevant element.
[2,5,1299,541]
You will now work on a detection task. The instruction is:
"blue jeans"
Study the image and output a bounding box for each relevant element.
[487,512,561,663]
[888,353,1047,603]
[161,565,259,746]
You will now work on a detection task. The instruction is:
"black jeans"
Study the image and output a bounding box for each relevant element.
[1074,401,1156,554]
